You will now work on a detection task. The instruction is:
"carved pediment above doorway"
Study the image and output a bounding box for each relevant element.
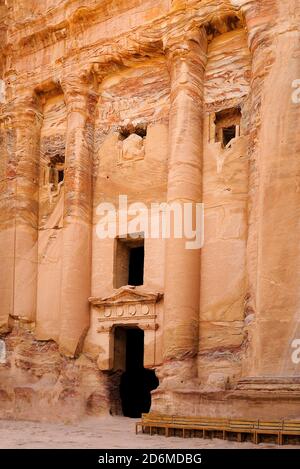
[89,286,163,307]
[89,286,163,328]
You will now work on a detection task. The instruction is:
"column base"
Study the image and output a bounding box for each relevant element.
[156,358,199,389]
[151,376,300,419]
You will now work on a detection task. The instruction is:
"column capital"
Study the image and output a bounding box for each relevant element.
[10,89,43,127]
[163,26,208,63]
[12,85,39,105]
[60,72,98,111]
[164,27,207,103]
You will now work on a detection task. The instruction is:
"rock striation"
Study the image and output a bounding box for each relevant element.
[0,0,300,422]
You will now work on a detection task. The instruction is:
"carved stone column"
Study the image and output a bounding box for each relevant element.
[162,29,207,376]
[59,75,97,356]
[0,110,15,331]
[240,1,300,379]
[11,91,42,325]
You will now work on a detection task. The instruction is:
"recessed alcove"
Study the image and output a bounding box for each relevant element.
[119,123,147,140]
[205,14,245,42]
[48,154,65,191]
[214,107,241,148]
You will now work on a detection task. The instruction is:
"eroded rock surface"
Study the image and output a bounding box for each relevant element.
[0,0,300,422]
[0,328,110,422]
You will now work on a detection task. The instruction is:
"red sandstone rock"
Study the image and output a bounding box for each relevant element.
[0,0,300,422]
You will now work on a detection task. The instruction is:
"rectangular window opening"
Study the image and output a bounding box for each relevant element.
[214,107,241,148]
[114,235,144,288]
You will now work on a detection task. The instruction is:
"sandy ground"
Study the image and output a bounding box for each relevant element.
[0,416,299,449]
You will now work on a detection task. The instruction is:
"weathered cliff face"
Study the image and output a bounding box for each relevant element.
[0,328,111,422]
[0,0,300,422]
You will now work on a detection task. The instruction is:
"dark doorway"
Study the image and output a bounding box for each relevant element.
[117,327,159,418]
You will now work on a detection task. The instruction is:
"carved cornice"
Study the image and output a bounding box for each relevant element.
[89,286,163,307]
[97,321,159,333]
[0,1,253,113]
[59,72,99,111]
[6,0,146,51]
[3,1,246,90]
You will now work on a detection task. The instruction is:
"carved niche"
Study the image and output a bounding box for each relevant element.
[118,133,145,164]
[116,123,147,165]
